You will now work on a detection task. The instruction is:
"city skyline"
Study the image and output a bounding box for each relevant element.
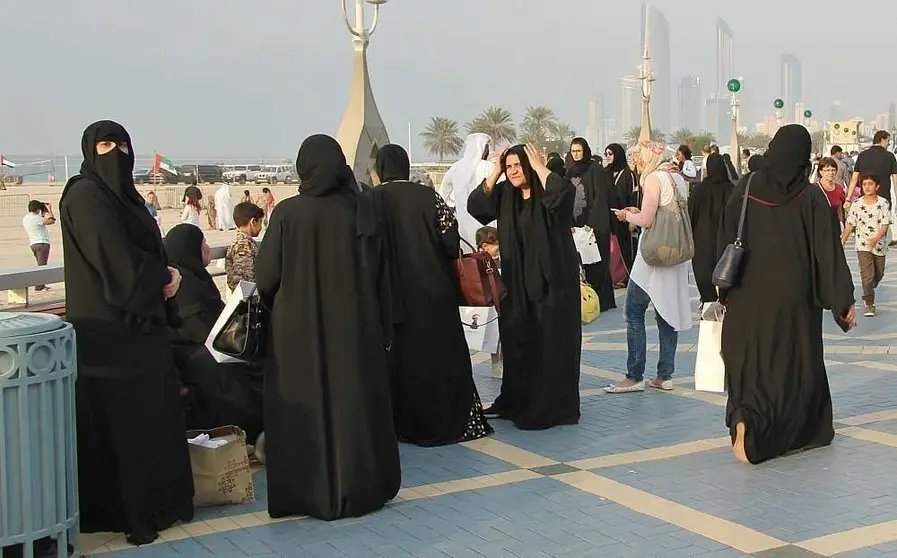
[640,4,671,134]
[781,53,804,124]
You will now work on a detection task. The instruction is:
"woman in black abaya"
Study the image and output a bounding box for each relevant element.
[60,121,193,545]
[255,135,400,520]
[468,144,581,430]
[375,144,492,446]
[567,137,617,310]
[163,223,264,443]
[719,125,855,464]
[688,154,734,303]
[605,143,639,271]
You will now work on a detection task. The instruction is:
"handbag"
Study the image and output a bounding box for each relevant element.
[712,174,754,289]
[580,282,600,324]
[639,171,695,267]
[456,238,507,313]
[211,285,268,365]
[694,302,725,393]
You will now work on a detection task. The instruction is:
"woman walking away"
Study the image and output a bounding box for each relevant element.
[688,154,734,304]
[719,125,855,465]
[468,144,581,430]
[375,144,492,446]
[567,137,617,311]
[60,121,193,545]
[605,140,692,394]
[255,135,400,520]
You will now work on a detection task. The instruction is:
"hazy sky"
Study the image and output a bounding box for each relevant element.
[3,0,897,160]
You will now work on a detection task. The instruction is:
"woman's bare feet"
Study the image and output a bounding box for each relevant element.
[733,422,749,464]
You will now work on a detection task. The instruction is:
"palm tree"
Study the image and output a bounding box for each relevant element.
[745,133,771,149]
[420,117,464,162]
[670,128,694,146]
[466,107,516,145]
[690,132,717,154]
[545,122,576,155]
[623,126,665,145]
[520,106,558,149]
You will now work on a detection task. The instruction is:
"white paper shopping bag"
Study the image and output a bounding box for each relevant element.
[694,302,725,393]
[205,280,258,364]
[572,227,601,265]
[459,307,500,353]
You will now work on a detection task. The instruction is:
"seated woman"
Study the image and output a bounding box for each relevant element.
[163,223,264,445]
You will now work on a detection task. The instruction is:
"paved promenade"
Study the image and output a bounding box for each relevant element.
[79,252,897,557]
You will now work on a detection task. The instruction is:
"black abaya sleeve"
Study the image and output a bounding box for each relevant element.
[468,180,502,225]
[688,184,700,231]
[807,189,855,317]
[541,173,575,220]
[63,186,170,317]
[255,205,284,300]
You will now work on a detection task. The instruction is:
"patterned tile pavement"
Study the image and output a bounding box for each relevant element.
[83,252,897,557]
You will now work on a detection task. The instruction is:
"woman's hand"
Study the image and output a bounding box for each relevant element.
[163,267,181,299]
[614,209,628,222]
[524,143,546,171]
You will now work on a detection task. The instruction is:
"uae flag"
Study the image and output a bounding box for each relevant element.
[0,154,15,168]
[153,152,177,175]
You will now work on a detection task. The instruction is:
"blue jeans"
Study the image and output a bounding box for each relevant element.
[625,280,677,382]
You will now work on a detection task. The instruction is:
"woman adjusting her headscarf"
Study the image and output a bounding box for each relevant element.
[60,120,193,545]
[718,124,855,465]
[467,143,582,431]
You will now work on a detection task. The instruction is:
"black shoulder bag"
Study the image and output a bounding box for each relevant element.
[712,173,754,289]
[212,286,268,364]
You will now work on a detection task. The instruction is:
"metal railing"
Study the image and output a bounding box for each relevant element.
[1,245,230,308]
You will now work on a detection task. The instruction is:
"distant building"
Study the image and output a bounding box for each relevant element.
[830,100,844,122]
[795,101,806,124]
[890,103,896,132]
[641,3,670,134]
[587,94,607,152]
[781,54,803,123]
[703,94,728,140]
[619,76,641,139]
[716,18,734,96]
[678,75,702,132]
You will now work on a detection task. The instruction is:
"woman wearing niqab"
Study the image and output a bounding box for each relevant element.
[255,134,401,520]
[375,144,492,446]
[438,133,495,250]
[688,154,734,303]
[468,144,581,430]
[567,137,617,310]
[605,143,639,271]
[718,125,855,464]
[59,121,193,544]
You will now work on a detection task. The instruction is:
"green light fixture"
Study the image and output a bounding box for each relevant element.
[774,98,784,109]
[727,78,741,93]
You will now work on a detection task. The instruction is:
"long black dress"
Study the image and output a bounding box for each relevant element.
[375,145,492,446]
[568,142,617,310]
[255,135,400,520]
[718,125,855,464]
[468,145,581,430]
[688,154,734,303]
[605,144,640,271]
[163,224,264,442]
[60,121,193,544]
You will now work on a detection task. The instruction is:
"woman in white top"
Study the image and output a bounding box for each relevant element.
[605,140,693,393]
[439,133,495,250]
[181,189,202,227]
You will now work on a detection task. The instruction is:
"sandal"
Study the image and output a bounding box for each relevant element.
[604,380,645,393]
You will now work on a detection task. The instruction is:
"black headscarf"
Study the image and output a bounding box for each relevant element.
[747,154,766,173]
[502,145,555,316]
[163,223,221,316]
[605,143,628,174]
[722,153,739,182]
[62,120,160,239]
[297,135,355,197]
[546,156,566,176]
[567,137,593,177]
[703,154,730,185]
[375,144,411,183]
[752,124,811,205]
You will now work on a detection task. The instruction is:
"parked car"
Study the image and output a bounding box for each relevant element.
[255,165,293,184]
[223,164,262,184]
[133,169,176,185]
[177,164,224,184]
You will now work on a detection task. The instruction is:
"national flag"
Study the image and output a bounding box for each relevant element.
[0,154,15,168]
[153,152,178,175]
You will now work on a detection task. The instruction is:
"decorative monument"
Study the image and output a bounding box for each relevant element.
[727,78,741,171]
[336,0,390,184]
[637,44,655,144]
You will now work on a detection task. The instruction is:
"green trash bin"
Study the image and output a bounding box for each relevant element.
[0,312,78,558]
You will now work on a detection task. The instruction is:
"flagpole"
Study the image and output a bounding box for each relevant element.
[65,155,70,181]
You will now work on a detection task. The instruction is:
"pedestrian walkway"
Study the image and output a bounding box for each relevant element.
[84,253,897,557]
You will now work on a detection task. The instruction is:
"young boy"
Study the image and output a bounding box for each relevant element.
[226,202,265,292]
[476,226,502,377]
[842,175,891,317]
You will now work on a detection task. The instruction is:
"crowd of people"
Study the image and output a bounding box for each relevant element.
[51,117,878,546]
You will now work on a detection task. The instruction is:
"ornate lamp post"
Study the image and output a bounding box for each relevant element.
[728,78,741,172]
[774,98,784,131]
[803,109,813,128]
[637,45,655,145]
[336,0,391,184]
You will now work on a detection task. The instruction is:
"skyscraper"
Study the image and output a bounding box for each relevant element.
[716,18,734,96]
[619,76,642,140]
[781,54,803,123]
[830,100,843,122]
[641,3,670,134]
[678,75,702,132]
[587,94,607,151]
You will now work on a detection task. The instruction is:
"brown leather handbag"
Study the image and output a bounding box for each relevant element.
[456,240,507,314]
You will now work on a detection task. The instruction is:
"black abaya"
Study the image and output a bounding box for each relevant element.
[718,125,855,464]
[688,154,734,303]
[605,143,639,271]
[468,146,581,430]
[255,135,400,520]
[375,145,492,446]
[60,121,193,544]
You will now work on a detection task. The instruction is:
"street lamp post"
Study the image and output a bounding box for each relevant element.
[728,78,741,172]
[774,98,784,132]
[336,0,391,184]
[803,109,813,129]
